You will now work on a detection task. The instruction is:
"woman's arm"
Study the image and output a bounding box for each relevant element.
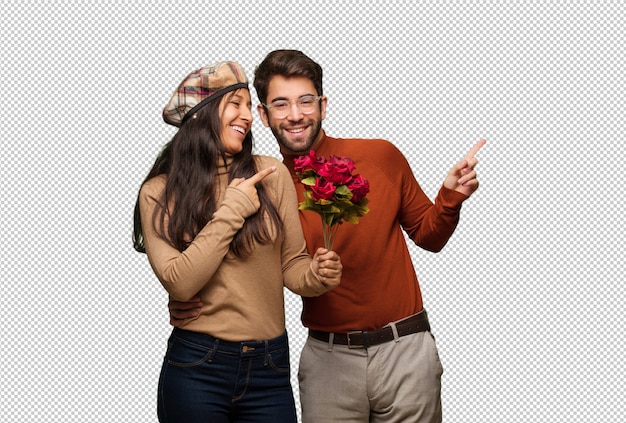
[139,175,257,301]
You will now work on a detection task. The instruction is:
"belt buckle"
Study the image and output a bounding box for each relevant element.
[346,330,365,349]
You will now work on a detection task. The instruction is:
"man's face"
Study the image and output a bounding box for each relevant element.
[257,75,327,155]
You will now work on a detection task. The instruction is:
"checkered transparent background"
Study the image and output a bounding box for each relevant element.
[1,1,623,422]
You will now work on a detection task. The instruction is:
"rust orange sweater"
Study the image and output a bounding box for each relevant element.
[282,132,467,332]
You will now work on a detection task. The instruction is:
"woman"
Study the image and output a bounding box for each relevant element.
[132,61,342,422]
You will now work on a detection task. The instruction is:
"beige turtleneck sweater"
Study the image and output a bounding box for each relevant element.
[139,155,329,341]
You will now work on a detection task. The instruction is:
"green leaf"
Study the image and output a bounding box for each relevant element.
[335,185,352,198]
[301,176,317,186]
[354,203,370,216]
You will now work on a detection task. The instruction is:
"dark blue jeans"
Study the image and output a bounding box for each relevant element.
[157,328,297,423]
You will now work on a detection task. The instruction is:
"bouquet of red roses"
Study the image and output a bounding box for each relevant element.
[294,150,370,250]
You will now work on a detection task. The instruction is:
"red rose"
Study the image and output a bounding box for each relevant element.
[294,150,326,173]
[347,174,370,202]
[311,178,337,201]
[328,155,355,172]
[318,156,355,185]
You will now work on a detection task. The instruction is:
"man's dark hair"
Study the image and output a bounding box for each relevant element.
[253,50,323,104]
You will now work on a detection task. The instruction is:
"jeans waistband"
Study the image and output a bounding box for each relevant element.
[171,327,288,356]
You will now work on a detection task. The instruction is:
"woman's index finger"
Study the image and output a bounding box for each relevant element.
[248,166,277,185]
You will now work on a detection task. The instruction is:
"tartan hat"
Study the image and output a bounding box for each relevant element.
[163,61,249,127]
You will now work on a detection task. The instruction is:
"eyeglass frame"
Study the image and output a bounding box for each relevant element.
[261,95,323,118]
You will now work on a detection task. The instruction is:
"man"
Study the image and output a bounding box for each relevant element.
[170,50,484,422]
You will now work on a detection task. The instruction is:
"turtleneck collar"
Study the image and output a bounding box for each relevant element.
[217,154,235,176]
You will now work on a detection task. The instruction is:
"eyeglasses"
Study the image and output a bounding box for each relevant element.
[262,95,322,119]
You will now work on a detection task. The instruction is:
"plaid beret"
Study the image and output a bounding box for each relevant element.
[163,61,249,127]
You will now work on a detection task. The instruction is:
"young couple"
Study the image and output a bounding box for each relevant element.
[134,50,484,423]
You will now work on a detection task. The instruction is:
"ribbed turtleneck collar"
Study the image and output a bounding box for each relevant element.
[217,154,235,176]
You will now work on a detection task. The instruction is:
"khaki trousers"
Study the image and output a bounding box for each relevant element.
[298,330,443,423]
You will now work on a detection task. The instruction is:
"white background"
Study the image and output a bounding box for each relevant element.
[1,1,623,422]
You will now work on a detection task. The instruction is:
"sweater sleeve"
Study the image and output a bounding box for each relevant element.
[392,144,468,252]
[139,175,258,301]
[270,161,330,297]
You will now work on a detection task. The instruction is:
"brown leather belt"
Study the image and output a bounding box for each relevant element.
[308,310,431,348]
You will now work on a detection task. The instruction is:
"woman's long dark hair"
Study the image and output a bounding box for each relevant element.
[133,90,282,257]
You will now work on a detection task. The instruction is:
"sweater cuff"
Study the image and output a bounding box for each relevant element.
[438,185,468,209]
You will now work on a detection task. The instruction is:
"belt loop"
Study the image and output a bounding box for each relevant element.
[327,333,335,352]
[263,340,270,366]
[389,322,401,343]
[208,339,219,362]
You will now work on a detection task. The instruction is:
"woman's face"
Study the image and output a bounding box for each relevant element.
[218,89,253,155]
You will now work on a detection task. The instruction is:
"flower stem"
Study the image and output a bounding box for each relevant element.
[321,218,338,250]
